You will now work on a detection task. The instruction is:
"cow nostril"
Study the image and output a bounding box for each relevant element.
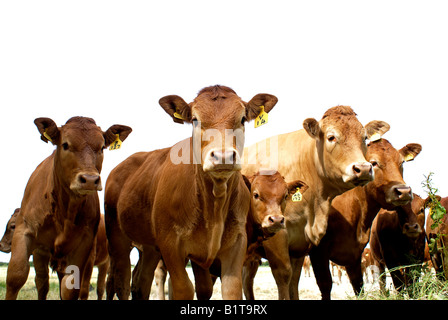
[94,177,100,185]
[280,217,285,225]
[268,216,275,224]
[353,165,361,174]
[80,176,87,184]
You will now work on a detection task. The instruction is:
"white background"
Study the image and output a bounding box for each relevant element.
[1,0,447,263]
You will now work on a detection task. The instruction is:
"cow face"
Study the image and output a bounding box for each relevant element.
[159,85,278,179]
[0,208,20,253]
[397,194,427,239]
[34,117,132,195]
[303,106,389,190]
[245,171,308,237]
[365,139,421,207]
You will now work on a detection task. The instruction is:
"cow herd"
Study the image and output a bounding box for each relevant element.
[1,85,444,300]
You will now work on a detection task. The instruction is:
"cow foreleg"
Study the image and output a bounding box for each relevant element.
[289,256,305,300]
[219,233,247,300]
[192,261,214,300]
[242,258,260,300]
[5,231,33,300]
[309,249,333,300]
[33,248,51,300]
[263,230,292,300]
[345,261,364,296]
[162,248,195,300]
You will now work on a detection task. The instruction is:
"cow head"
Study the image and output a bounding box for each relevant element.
[303,106,389,190]
[34,117,132,195]
[159,85,278,179]
[244,170,308,237]
[0,208,20,253]
[396,194,427,239]
[365,139,421,207]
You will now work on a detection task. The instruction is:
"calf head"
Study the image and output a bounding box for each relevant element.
[245,170,308,237]
[160,85,278,181]
[35,117,132,195]
[0,208,20,253]
[365,139,421,207]
[303,106,389,190]
[397,194,427,239]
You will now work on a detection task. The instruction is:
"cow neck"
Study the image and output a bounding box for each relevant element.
[353,185,383,246]
[195,164,238,263]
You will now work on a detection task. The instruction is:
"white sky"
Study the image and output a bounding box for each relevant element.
[1,0,447,264]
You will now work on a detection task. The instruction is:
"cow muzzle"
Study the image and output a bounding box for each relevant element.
[343,162,374,187]
[402,222,422,238]
[261,214,285,237]
[387,184,413,206]
[202,148,242,175]
[71,173,103,195]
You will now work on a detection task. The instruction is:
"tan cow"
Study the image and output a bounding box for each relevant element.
[6,117,131,300]
[242,106,389,299]
[309,138,421,299]
[105,85,278,300]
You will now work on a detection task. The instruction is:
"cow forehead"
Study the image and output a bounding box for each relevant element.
[61,123,104,147]
[366,139,400,162]
[320,113,365,139]
[192,96,245,124]
[253,174,287,197]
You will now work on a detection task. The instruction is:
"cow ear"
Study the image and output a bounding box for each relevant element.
[365,120,390,141]
[103,125,133,148]
[399,143,422,162]
[245,94,278,121]
[159,95,192,124]
[34,117,60,145]
[303,118,321,139]
[287,179,309,195]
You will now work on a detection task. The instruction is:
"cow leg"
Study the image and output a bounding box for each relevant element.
[79,241,96,300]
[219,233,247,300]
[162,251,194,300]
[33,248,51,300]
[131,245,161,300]
[154,260,167,300]
[289,256,305,300]
[96,261,109,300]
[242,258,260,300]
[192,261,214,300]
[263,230,292,300]
[309,249,333,300]
[6,230,34,300]
[345,260,364,296]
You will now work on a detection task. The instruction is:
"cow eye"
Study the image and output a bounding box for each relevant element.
[192,117,199,127]
[253,192,260,200]
[327,135,336,143]
[241,116,247,125]
[62,142,69,151]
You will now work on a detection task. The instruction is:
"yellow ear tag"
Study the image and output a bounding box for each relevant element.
[404,153,414,162]
[173,109,184,120]
[292,188,303,202]
[369,132,381,142]
[254,105,268,128]
[43,130,53,143]
[109,134,122,151]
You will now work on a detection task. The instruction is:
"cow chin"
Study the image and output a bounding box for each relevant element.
[203,163,241,178]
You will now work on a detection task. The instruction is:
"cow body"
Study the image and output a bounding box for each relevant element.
[105,85,278,300]
[6,117,131,300]
[425,196,448,280]
[370,194,427,294]
[309,139,421,299]
[242,106,389,299]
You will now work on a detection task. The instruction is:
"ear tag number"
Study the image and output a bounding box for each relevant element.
[109,134,122,151]
[173,108,184,120]
[43,130,53,143]
[254,105,268,128]
[292,188,303,202]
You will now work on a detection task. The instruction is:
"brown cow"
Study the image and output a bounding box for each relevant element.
[152,170,309,300]
[426,196,448,280]
[105,85,278,300]
[0,208,20,253]
[309,138,421,299]
[2,211,110,299]
[242,106,389,299]
[370,194,428,294]
[6,117,131,300]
